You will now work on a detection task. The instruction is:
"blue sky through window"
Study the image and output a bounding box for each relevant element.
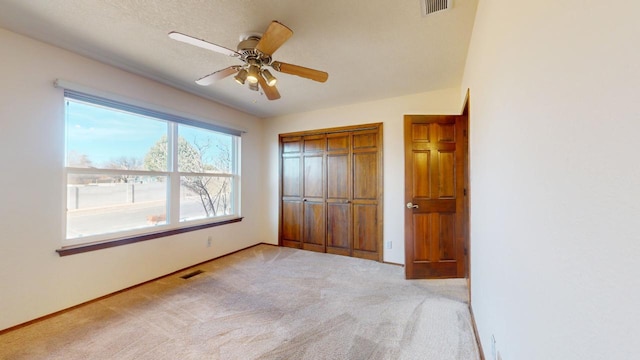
[65,100,233,172]
[65,100,168,167]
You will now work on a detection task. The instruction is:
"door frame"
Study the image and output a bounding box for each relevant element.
[461,91,472,300]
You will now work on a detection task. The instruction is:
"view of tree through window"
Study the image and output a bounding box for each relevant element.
[64,98,239,244]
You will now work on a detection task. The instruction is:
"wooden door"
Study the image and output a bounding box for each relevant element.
[351,129,381,261]
[326,133,351,256]
[404,115,468,279]
[302,135,326,253]
[280,136,303,248]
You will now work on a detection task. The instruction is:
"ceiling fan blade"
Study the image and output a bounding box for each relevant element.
[195,66,240,86]
[271,61,329,83]
[257,75,281,100]
[256,21,293,56]
[169,31,240,57]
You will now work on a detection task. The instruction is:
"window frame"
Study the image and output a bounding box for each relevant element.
[58,83,243,254]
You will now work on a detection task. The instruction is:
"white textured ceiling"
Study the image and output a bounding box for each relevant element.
[0,0,478,118]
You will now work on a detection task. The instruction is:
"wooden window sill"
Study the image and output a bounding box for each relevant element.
[56,217,243,256]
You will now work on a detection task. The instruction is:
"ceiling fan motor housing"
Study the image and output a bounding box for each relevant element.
[237,37,271,66]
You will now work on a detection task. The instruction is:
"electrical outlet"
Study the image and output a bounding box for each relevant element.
[206,236,212,248]
[385,241,392,249]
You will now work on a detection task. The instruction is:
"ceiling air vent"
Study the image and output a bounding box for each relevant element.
[422,0,452,16]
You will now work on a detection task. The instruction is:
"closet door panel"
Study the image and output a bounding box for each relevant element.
[326,203,350,255]
[303,156,323,199]
[353,204,379,260]
[282,157,301,197]
[303,201,325,252]
[327,155,348,199]
[351,129,381,261]
[281,201,302,248]
[353,152,378,200]
[280,137,303,249]
[326,133,351,256]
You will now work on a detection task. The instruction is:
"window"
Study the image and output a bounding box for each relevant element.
[63,90,241,247]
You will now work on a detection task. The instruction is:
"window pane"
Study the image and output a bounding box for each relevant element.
[178,125,233,174]
[66,174,168,239]
[64,92,240,245]
[66,100,169,171]
[180,176,233,221]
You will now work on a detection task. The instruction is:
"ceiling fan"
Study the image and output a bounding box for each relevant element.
[169,21,329,100]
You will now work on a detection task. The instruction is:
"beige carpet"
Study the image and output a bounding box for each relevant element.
[0,245,480,360]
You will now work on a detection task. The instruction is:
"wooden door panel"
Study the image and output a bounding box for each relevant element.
[353,204,377,252]
[438,151,456,198]
[439,213,456,260]
[412,124,430,141]
[405,115,467,279]
[282,201,302,248]
[304,156,323,198]
[411,199,456,212]
[282,157,301,197]
[412,213,456,262]
[353,204,379,260]
[413,151,431,198]
[280,137,303,250]
[438,123,456,142]
[327,203,350,256]
[327,155,348,199]
[353,133,377,149]
[303,202,325,252]
[353,152,377,200]
[304,137,325,152]
[412,214,432,261]
[327,134,349,152]
[282,138,302,153]
[411,262,458,278]
[326,133,351,257]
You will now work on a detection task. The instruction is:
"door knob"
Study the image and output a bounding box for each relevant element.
[406,202,419,209]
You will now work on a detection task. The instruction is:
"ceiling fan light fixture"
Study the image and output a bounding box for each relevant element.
[261,69,277,86]
[249,82,259,91]
[234,68,248,85]
[247,65,260,84]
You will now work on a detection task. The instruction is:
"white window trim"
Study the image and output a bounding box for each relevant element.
[58,81,243,249]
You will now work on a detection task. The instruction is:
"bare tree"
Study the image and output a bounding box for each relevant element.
[104,156,143,183]
[144,135,232,217]
[67,150,99,184]
[67,150,94,168]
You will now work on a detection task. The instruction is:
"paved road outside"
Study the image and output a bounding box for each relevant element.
[67,197,225,239]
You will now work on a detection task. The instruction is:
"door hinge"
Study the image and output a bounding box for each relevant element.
[464,248,468,256]
[464,188,467,196]
[463,129,467,137]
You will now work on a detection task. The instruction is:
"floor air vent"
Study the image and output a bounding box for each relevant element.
[180,270,204,279]
[422,0,452,16]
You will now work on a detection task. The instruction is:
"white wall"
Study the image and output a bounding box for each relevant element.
[262,89,463,264]
[462,1,640,359]
[0,29,266,331]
